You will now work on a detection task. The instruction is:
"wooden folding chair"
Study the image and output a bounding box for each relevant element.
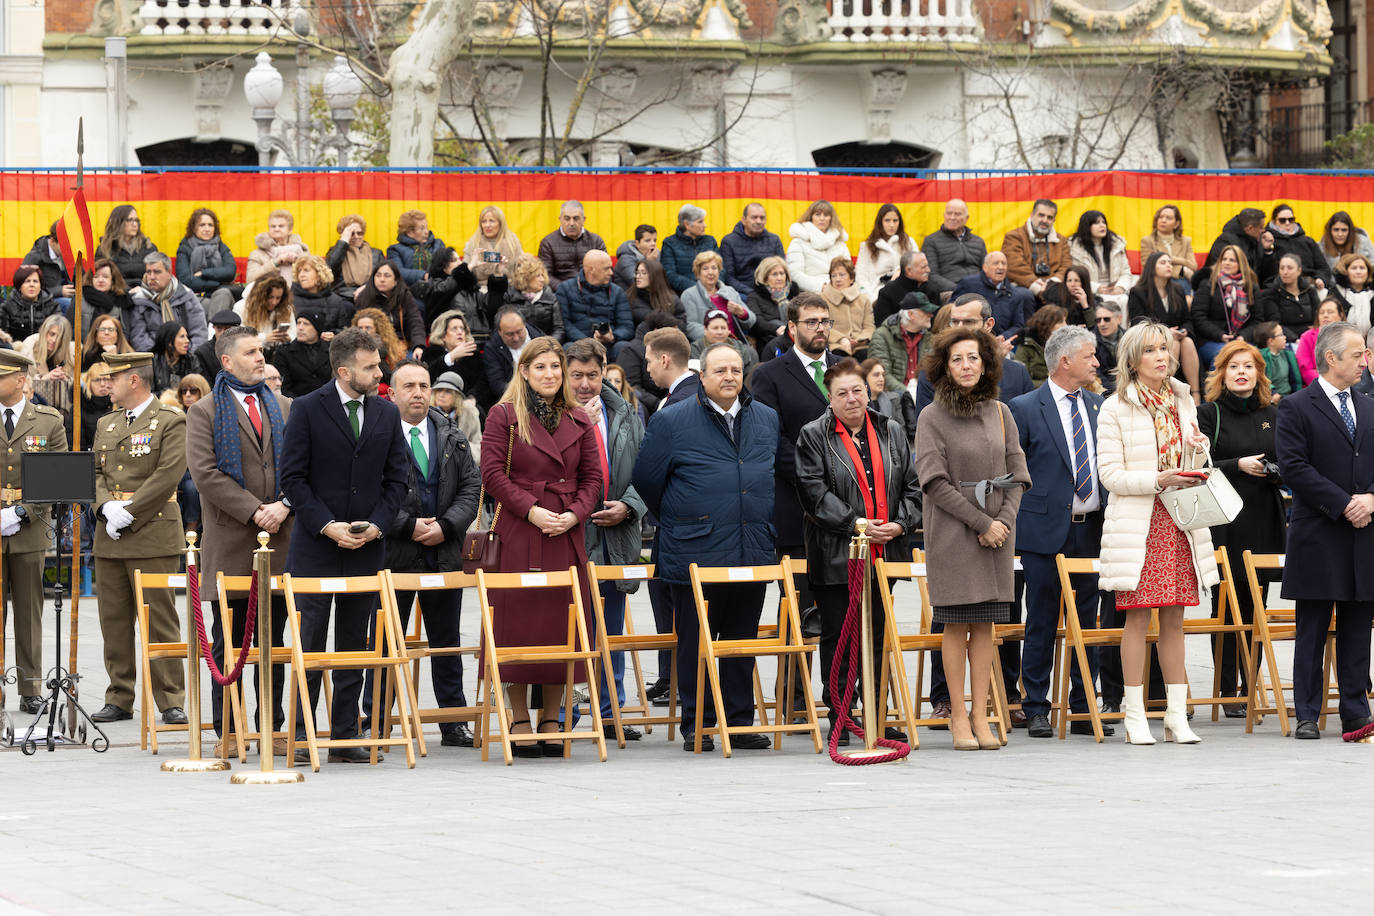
[587,562,678,746]
[686,559,823,757]
[383,570,482,742]
[874,554,1010,748]
[1181,548,1252,720]
[216,572,325,764]
[282,573,424,771]
[1054,555,1163,742]
[134,570,215,754]
[475,567,608,765]
[750,557,820,730]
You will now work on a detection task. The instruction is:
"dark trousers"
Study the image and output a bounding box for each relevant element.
[779,544,812,703]
[670,581,765,735]
[1215,557,1267,697]
[813,574,883,722]
[294,593,373,740]
[1294,598,1374,724]
[649,578,674,680]
[361,587,466,733]
[1021,525,1102,717]
[931,571,1023,705]
[210,594,288,737]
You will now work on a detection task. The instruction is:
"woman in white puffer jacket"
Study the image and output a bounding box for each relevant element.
[855,203,915,299]
[787,200,851,293]
[1098,321,1219,746]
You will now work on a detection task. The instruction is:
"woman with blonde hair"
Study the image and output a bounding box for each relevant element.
[1190,243,1265,368]
[500,252,563,338]
[291,254,351,331]
[480,336,601,755]
[679,250,752,343]
[787,200,850,294]
[463,205,524,284]
[1098,321,1219,745]
[821,256,874,357]
[353,306,405,377]
[326,213,384,296]
[23,313,76,421]
[1138,204,1195,283]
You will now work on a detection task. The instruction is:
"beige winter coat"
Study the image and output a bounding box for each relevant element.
[1069,236,1133,309]
[1097,376,1219,594]
[820,282,875,351]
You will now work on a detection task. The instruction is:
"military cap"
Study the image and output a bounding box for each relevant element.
[103,351,155,373]
[0,349,35,377]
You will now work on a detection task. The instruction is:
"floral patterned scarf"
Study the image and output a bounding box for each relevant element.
[1137,382,1182,472]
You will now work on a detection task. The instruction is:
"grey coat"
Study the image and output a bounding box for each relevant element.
[584,383,648,593]
[920,226,988,292]
[913,392,1030,607]
[129,280,208,351]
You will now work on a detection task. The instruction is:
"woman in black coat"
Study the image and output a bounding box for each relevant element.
[746,255,797,346]
[1256,253,1322,341]
[1266,203,1332,290]
[1048,265,1101,327]
[624,258,688,332]
[1196,338,1286,715]
[1,265,58,342]
[271,310,332,397]
[353,261,425,356]
[150,320,194,394]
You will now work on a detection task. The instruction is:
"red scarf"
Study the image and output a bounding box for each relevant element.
[836,414,889,557]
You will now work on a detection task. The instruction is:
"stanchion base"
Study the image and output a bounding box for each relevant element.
[161,757,232,773]
[230,770,304,785]
[839,748,903,762]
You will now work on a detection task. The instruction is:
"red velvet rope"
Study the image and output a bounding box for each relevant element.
[187,564,258,687]
[827,558,911,764]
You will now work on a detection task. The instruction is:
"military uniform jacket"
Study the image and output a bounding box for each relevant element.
[93,400,187,559]
[0,400,68,555]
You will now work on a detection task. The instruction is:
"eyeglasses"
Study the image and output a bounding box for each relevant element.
[797,318,834,330]
[1096,317,1114,324]
[1275,216,1296,224]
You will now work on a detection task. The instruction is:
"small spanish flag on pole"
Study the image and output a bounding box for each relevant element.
[54,186,94,276]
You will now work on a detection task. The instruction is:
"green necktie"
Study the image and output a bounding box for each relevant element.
[810,360,827,395]
[409,426,429,478]
[346,399,361,439]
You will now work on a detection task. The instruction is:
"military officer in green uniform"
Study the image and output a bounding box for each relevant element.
[89,352,188,724]
[0,349,68,714]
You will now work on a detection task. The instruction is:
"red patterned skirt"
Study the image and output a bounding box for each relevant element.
[1115,498,1200,610]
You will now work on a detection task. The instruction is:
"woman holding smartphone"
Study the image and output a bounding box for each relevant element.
[1097,321,1219,746]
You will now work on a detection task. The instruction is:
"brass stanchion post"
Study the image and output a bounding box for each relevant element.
[232,531,303,784]
[840,518,893,762]
[162,531,230,772]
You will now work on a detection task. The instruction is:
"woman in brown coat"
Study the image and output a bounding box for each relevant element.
[914,327,1030,751]
[480,336,602,756]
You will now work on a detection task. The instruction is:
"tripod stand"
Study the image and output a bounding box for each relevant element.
[10,501,108,754]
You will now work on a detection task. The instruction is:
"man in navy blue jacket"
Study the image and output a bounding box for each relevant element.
[557,250,634,359]
[280,328,410,763]
[951,251,1035,343]
[633,342,779,751]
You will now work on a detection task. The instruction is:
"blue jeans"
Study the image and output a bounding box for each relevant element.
[597,582,626,717]
[1198,339,1225,370]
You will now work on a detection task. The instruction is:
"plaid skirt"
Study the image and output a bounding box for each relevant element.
[932,601,1011,625]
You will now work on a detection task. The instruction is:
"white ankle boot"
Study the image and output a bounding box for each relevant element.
[1122,685,1156,745]
[1162,683,1201,744]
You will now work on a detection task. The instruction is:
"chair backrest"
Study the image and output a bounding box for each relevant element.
[216,572,283,600]
[689,559,803,643]
[475,567,579,592]
[690,562,785,585]
[281,573,388,595]
[586,562,656,585]
[1242,551,1285,616]
[387,570,478,592]
[134,571,187,592]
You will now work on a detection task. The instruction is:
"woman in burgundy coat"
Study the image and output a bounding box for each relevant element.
[480,336,602,755]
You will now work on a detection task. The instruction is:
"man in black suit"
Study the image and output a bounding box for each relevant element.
[749,292,838,708]
[1276,321,1374,741]
[914,292,1031,724]
[639,325,698,704]
[482,308,537,409]
[360,360,481,746]
[280,328,410,763]
[874,251,945,326]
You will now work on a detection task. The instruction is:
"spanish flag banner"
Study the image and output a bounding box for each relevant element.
[54,187,94,275]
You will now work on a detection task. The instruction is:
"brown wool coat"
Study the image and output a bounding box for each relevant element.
[914,394,1031,607]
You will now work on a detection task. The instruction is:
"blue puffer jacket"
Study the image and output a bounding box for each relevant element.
[660,226,720,294]
[555,270,634,342]
[633,388,779,584]
[386,232,447,285]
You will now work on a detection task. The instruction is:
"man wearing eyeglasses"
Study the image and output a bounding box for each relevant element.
[749,292,841,703]
[1093,302,1124,394]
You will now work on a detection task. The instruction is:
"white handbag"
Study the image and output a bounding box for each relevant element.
[1158,456,1243,531]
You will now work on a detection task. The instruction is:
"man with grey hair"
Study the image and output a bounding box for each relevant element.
[128,250,208,352]
[1277,320,1374,740]
[721,202,784,298]
[538,199,608,285]
[874,250,944,325]
[1008,324,1112,737]
[1093,301,1125,393]
[661,203,720,294]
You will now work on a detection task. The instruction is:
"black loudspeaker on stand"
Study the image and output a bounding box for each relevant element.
[1,452,108,753]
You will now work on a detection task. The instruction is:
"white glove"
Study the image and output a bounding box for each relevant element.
[0,507,20,537]
[105,517,123,540]
[104,500,134,532]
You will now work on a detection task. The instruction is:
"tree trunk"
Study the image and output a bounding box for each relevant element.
[386,0,476,166]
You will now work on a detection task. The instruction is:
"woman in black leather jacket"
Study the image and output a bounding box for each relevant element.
[794,357,922,746]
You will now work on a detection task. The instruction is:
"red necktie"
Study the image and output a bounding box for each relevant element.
[591,423,609,498]
[244,394,263,439]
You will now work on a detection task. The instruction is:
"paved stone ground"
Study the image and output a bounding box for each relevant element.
[2,583,1372,914]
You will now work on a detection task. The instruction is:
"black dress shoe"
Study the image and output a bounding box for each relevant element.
[1026,714,1053,738]
[19,696,42,715]
[91,703,132,722]
[161,707,188,725]
[1342,716,1374,741]
[682,732,716,752]
[1070,720,1115,737]
[1100,701,1121,715]
[884,727,909,742]
[328,746,381,763]
[731,733,770,750]
[646,679,671,707]
[441,724,474,747]
[1223,703,1247,719]
[1295,719,1320,740]
[603,723,642,741]
[830,724,851,747]
[294,747,312,764]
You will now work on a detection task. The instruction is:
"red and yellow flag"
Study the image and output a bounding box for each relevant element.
[55,188,94,274]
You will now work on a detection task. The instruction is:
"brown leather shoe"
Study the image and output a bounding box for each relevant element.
[929,700,952,730]
[1010,709,1028,728]
[268,737,289,756]
[213,739,227,758]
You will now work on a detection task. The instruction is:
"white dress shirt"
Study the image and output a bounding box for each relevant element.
[125,395,156,423]
[1046,379,1100,513]
[335,381,364,429]
[2,397,27,435]
[1317,374,1354,419]
[706,397,742,439]
[667,370,694,395]
[401,416,430,465]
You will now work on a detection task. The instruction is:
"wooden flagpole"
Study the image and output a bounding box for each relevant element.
[67,120,86,734]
